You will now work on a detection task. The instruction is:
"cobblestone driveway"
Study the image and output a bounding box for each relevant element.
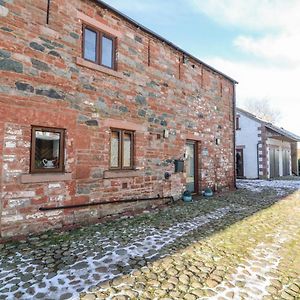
[1,179,300,300]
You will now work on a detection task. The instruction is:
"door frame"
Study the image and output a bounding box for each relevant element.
[186,140,199,194]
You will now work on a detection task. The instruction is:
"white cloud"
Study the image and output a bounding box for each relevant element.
[189,0,300,134]
[189,0,300,64]
[204,56,300,134]
[189,0,300,31]
[234,32,300,64]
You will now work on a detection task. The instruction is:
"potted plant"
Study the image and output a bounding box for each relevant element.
[204,187,213,197]
[182,190,192,202]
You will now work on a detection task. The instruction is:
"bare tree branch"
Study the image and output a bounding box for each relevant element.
[244,99,282,124]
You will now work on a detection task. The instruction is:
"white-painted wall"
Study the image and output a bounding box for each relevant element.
[267,138,291,177]
[236,113,261,178]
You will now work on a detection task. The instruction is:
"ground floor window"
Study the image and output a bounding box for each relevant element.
[30,126,65,173]
[110,129,134,169]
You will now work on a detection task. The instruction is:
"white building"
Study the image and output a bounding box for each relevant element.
[236,108,300,179]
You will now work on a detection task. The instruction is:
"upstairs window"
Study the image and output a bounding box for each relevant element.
[236,116,241,130]
[110,129,134,170]
[30,126,65,173]
[83,25,116,70]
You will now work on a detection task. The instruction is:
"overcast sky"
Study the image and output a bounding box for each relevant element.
[105,0,300,135]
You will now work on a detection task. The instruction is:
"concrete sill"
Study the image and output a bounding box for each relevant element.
[76,57,123,79]
[21,173,72,184]
[103,170,142,179]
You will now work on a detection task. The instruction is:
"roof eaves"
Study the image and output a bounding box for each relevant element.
[237,108,300,141]
[93,0,238,84]
[265,124,300,142]
[236,108,264,124]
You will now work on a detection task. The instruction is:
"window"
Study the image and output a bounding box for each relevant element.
[83,25,116,70]
[110,129,134,169]
[30,126,65,173]
[236,116,241,130]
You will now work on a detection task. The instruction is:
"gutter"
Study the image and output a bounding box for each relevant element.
[39,195,174,211]
[93,0,238,84]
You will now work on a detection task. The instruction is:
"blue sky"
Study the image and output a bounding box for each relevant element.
[105,0,300,135]
[105,0,250,60]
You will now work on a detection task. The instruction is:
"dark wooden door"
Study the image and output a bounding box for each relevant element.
[236,149,244,178]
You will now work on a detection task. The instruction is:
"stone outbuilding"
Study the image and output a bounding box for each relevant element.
[236,108,300,179]
[0,0,237,239]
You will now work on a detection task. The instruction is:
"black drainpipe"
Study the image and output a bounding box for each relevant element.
[46,0,51,24]
[40,195,174,211]
[233,83,237,189]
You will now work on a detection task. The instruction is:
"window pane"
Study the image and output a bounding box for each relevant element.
[102,36,113,68]
[35,131,61,169]
[186,143,195,193]
[84,28,97,62]
[110,131,119,168]
[236,117,240,129]
[123,132,132,168]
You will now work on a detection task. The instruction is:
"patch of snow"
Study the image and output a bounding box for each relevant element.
[237,179,300,195]
[0,207,231,300]
[201,230,291,300]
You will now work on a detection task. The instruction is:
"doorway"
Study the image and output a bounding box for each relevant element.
[185,141,199,193]
[236,149,244,178]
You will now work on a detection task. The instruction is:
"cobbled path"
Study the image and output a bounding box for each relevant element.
[0,179,300,300]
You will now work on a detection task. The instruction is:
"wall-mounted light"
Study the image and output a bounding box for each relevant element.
[163,129,169,138]
[164,172,171,180]
[216,138,221,145]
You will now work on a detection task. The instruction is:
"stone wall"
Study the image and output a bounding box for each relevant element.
[258,126,269,179]
[0,0,235,239]
[291,142,299,176]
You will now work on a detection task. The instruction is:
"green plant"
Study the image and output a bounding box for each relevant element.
[183,190,192,197]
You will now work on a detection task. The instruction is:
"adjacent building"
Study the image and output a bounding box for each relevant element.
[0,0,236,239]
[236,108,300,179]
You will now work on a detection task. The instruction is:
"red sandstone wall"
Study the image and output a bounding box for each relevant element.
[0,0,235,238]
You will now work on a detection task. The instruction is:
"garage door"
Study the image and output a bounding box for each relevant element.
[269,147,279,178]
[282,149,290,176]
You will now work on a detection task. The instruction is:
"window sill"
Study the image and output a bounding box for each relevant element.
[103,169,143,179]
[76,57,123,79]
[21,172,72,184]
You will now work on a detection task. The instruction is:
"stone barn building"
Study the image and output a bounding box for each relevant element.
[0,0,237,239]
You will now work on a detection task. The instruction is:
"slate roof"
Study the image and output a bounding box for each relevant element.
[237,108,300,142]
